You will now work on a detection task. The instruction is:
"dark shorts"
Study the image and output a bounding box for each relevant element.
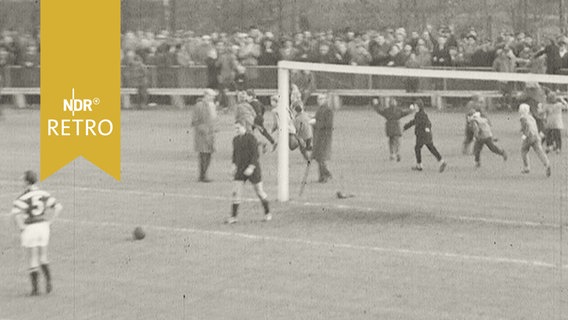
[234,167,262,184]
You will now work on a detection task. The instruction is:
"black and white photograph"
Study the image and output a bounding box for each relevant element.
[1,0,568,318]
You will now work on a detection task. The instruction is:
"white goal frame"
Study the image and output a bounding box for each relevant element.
[277,61,568,202]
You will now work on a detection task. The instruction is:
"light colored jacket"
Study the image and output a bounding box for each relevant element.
[543,102,565,129]
[471,116,493,139]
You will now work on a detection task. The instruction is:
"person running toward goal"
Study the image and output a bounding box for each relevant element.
[11,170,63,296]
[518,103,551,177]
[226,120,271,224]
[403,99,447,172]
[469,112,508,168]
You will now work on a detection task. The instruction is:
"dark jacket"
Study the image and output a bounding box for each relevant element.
[249,99,265,127]
[404,109,433,144]
[535,42,562,74]
[312,103,333,161]
[373,103,413,137]
[258,40,280,65]
[232,132,259,172]
[206,57,219,89]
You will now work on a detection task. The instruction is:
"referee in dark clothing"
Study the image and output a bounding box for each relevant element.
[226,120,271,224]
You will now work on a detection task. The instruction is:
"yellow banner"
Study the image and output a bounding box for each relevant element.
[41,0,120,180]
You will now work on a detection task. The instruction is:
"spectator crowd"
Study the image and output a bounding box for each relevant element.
[0,30,39,68]
[119,25,568,75]
[2,24,568,75]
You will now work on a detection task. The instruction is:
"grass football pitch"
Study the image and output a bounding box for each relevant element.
[1,106,567,319]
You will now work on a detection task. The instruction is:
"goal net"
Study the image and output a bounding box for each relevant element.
[276,61,568,201]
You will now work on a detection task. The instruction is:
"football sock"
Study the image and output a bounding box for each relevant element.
[231,203,239,217]
[41,264,51,282]
[261,199,270,214]
[30,269,39,295]
[41,264,52,293]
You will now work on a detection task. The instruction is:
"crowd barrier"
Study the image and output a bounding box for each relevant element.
[2,65,567,109]
[4,65,568,91]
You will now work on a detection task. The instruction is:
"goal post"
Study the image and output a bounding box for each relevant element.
[276,60,568,202]
[277,67,290,202]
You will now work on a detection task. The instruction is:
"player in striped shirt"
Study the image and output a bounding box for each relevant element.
[518,104,551,177]
[11,170,63,296]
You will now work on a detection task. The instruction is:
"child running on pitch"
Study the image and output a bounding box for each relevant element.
[226,120,271,224]
[470,112,507,168]
[403,99,447,172]
[463,93,487,154]
[518,103,551,177]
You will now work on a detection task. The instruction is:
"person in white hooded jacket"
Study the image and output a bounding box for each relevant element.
[519,103,551,177]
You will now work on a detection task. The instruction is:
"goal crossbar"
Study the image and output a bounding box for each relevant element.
[276,61,568,202]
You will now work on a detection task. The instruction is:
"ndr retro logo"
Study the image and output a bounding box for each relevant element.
[47,88,113,137]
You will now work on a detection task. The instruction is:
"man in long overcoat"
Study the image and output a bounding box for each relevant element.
[312,93,334,183]
[191,89,218,182]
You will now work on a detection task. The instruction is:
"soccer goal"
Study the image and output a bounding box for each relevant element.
[276,61,568,201]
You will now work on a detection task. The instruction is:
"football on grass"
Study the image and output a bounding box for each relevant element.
[133,227,145,240]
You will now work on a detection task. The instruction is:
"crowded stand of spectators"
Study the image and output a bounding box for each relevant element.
[118,25,568,75]
[0,30,40,68]
[1,25,568,75]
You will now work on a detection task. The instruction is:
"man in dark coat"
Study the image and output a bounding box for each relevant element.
[312,93,334,183]
[128,55,149,110]
[534,37,562,75]
[372,98,413,162]
[191,89,218,182]
[403,99,447,172]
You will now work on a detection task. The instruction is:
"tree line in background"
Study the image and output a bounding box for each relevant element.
[0,0,565,40]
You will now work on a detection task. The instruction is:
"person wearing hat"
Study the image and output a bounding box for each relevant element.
[403,99,447,172]
[469,112,508,168]
[518,103,551,176]
[312,93,334,182]
[191,89,218,182]
[11,170,63,296]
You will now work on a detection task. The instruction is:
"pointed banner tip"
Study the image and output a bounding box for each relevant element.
[40,0,120,182]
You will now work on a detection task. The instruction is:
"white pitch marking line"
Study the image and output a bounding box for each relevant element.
[0,186,562,229]
[69,186,562,229]
[59,218,565,270]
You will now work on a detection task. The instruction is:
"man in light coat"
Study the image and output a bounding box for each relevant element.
[191,89,218,182]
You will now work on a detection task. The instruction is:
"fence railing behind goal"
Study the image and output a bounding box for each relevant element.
[276,61,568,201]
